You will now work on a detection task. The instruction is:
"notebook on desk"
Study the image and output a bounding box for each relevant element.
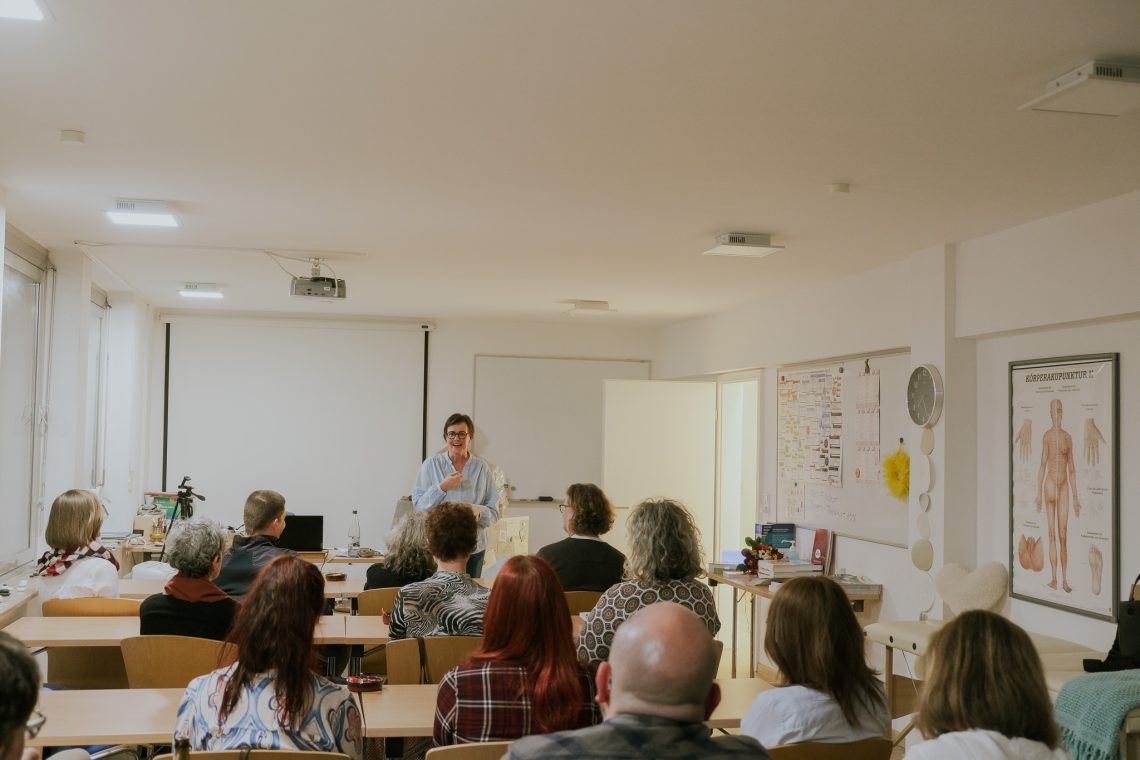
[277,515,324,551]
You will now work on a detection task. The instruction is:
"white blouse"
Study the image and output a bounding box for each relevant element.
[37,556,119,601]
[741,683,890,748]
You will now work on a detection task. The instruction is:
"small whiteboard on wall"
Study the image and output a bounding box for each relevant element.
[775,351,910,546]
[473,355,650,501]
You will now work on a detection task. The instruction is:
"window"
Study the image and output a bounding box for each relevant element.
[0,241,48,572]
[84,291,108,489]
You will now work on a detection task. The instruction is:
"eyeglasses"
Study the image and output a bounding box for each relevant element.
[26,710,46,740]
[445,431,469,439]
[559,503,570,512]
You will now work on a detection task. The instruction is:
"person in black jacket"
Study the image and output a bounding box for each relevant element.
[364,510,435,590]
[537,483,625,592]
[141,517,237,640]
[214,490,292,599]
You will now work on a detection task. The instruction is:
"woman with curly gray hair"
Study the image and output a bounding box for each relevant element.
[365,510,436,590]
[141,517,237,640]
[575,498,719,667]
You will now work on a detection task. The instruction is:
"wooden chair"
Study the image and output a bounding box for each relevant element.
[386,635,482,684]
[155,752,350,760]
[425,742,513,760]
[357,587,399,616]
[121,634,237,688]
[766,737,893,760]
[563,590,603,615]
[42,596,142,689]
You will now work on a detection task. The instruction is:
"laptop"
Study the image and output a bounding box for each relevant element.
[277,515,325,552]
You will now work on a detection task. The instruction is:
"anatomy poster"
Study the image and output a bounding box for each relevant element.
[777,366,844,486]
[1010,354,1118,621]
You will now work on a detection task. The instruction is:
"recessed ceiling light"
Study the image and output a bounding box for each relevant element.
[106,199,179,227]
[703,232,784,258]
[0,0,44,20]
[179,283,223,299]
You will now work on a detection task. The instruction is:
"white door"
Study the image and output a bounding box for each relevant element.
[602,379,716,561]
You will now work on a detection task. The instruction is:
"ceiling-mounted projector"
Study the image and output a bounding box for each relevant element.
[290,276,346,299]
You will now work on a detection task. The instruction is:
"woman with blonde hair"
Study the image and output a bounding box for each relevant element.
[741,575,888,746]
[909,610,1071,759]
[35,489,119,601]
[576,498,718,667]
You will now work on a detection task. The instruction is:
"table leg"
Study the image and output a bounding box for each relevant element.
[748,594,756,678]
[730,587,739,678]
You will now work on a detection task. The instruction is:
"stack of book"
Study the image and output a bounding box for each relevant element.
[754,559,823,579]
[831,573,883,595]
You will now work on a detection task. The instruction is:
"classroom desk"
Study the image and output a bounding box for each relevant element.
[356,677,773,737]
[706,572,881,679]
[118,578,367,599]
[2,615,351,647]
[31,688,184,747]
[345,616,389,647]
[0,587,37,629]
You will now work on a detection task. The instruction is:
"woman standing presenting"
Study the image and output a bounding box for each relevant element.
[413,413,499,577]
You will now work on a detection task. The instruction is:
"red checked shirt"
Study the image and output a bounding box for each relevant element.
[433,660,602,746]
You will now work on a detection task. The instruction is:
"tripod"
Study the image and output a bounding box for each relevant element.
[157,476,206,562]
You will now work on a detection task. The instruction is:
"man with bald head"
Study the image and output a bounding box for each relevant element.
[506,602,768,758]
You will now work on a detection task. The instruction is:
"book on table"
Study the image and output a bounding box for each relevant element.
[755,559,822,578]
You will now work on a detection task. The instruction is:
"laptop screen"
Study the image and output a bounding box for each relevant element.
[277,515,324,552]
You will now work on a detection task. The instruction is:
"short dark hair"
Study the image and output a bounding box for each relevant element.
[567,483,614,536]
[244,490,285,534]
[426,502,478,561]
[0,630,40,745]
[443,413,475,438]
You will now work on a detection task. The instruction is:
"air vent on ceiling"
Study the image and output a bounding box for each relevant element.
[702,232,784,259]
[1020,60,1140,116]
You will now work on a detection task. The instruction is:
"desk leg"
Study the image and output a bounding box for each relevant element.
[730,587,739,678]
[882,642,894,708]
[748,594,755,678]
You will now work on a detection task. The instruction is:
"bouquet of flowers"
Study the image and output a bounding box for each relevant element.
[737,536,784,573]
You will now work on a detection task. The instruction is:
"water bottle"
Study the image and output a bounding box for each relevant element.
[349,509,361,549]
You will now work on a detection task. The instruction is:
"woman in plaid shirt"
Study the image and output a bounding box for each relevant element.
[433,555,602,746]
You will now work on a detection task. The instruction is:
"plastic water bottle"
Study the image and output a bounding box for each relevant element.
[349,509,361,549]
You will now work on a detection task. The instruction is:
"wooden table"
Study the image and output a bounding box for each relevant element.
[26,677,770,746]
[31,688,184,746]
[118,577,367,599]
[345,616,389,647]
[3,615,351,647]
[706,572,881,679]
[0,587,37,629]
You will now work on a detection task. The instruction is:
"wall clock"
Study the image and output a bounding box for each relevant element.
[907,363,944,428]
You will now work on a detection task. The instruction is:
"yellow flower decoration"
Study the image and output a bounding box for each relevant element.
[882,446,910,501]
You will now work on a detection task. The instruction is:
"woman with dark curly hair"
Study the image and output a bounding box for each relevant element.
[388,501,490,640]
[175,554,362,758]
[575,498,719,668]
[364,510,436,590]
[537,483,625,592]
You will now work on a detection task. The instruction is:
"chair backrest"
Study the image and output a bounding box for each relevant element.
[155,752,350,760]
[766,738,893,760]
[563,590,603,615]
[121,635,237,688]
[425,742,513,760]
[386,636,483,684]
[357,587,400,617]
[42,597,143,616]
[712,638,724,665]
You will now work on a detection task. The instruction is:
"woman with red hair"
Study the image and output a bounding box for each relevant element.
[175,554,362,759]
[433,555,601,746]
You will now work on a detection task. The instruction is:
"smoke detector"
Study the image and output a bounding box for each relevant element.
[1019,61,1140,116]
[703,233,784,258]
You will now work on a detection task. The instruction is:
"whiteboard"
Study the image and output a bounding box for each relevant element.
[473,356,650,501]
[775,351,910,545]
[164,318,425,550]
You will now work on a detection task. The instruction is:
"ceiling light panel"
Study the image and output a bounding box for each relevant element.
[106,199,179,227]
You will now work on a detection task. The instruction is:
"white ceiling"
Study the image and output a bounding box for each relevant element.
[1,1,1138,326]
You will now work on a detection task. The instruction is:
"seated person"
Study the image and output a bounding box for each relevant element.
[577,498,719,667]
[35,489,119,601]
[537,483,625,592]
[175,555,362,758]
[741,575,889,746]
[214,490,292,599]
[507,602,768,759]
[0,630,42,760]
[434,555,601,746]
[908,610,1071,759]
[141,517,237,640]
[364,510,436,590]
[388,501,489,640]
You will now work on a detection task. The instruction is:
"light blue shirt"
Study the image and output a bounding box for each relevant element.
[412,451,499,553]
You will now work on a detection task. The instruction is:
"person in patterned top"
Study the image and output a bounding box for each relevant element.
[577,498,720,668]
[433,555,601,746]
[175,554,362,759]
[388,501,490,640]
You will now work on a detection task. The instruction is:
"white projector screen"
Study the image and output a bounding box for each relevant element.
[164,318,425,551]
